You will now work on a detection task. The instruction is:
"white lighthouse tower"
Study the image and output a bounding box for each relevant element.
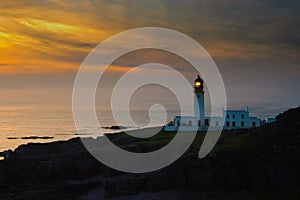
[164,75,270,132]
[194,75,205,126]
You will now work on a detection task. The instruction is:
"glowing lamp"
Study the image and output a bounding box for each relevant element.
[195,81,201,87]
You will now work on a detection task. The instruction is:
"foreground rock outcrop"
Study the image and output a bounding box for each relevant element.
[0,107,300,199]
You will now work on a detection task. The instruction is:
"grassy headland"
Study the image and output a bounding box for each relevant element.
[0,107,299,199]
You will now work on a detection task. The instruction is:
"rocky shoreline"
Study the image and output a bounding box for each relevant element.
[0,107,299,199]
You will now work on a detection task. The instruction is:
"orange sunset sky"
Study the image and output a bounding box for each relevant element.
[0,0,299,107]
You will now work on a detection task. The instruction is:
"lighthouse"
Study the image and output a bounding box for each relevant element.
[194,75,205,126]
[164,75,268,132]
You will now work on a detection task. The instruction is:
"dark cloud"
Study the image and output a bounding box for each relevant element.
[0,0,299,107]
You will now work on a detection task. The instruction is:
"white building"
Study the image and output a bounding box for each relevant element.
[164,76,275,132]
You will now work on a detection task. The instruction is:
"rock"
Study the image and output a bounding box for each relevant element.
[0,107,300,198]
[105,176,145,196]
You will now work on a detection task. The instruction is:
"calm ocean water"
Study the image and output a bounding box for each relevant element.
[0,103,291,152]
[0,105,181,151]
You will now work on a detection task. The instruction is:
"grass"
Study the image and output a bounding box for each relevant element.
[105,124,298,161]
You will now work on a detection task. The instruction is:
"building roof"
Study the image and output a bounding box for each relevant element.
[224,110,248,113]
[174,116,197,119]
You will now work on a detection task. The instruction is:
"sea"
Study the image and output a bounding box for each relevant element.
[0,103,292,152]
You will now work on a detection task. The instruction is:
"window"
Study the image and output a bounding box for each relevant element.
[233,114,235,119]
[226,121,230,126]
[232,121,236,127]
[198,120,201,126]
[252,122,256,127]
[205,119,209,126]
[241,114,244,119]
[189,120,192,126]
[241,121,245,127]
[226,114,229,119]
[216,121,219,127]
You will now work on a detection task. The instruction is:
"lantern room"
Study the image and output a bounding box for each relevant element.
[194,75,204,93]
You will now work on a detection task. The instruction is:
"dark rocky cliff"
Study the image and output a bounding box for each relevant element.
[0,107,299,199]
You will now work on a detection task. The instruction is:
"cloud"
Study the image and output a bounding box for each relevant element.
[0,0,299,72]
[0,0,299,107]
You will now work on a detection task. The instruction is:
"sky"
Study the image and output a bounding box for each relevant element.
[0,0,299,111]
